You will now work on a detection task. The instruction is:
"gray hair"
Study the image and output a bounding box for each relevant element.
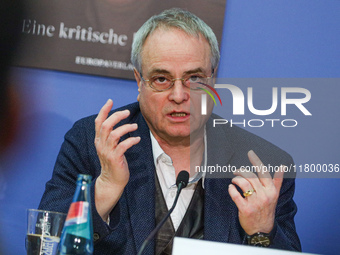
[131,8,220,73]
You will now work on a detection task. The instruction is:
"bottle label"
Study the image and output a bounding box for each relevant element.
[65,201,89,226]
[63,201,91,239]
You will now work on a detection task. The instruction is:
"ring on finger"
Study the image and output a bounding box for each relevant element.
[243,189,255,197]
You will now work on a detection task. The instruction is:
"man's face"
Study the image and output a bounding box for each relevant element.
[134,28,214,144]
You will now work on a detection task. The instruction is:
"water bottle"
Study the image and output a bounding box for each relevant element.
[57,174,94,255]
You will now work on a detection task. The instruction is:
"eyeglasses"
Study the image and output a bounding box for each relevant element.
[140,70,214,92]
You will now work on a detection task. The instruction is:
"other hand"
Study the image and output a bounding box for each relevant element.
[228,150,284,235]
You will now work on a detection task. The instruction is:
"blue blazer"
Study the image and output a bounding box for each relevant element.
[39,102,301,254]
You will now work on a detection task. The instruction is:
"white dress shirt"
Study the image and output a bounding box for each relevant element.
[150,131,206,231]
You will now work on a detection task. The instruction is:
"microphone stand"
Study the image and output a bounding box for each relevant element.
[137,171,189,255]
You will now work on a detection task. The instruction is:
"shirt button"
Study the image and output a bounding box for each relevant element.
[93,233,100,242]
[171,190,176,197]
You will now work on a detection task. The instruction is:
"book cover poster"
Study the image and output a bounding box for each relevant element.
[14,0,226,79]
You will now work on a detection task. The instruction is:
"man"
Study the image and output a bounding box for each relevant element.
[39,8,301,254]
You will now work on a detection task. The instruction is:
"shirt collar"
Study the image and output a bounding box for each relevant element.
[150,131,166,167]
[150,130,206,188]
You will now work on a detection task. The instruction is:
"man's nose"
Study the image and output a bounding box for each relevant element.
[169,79,189,103]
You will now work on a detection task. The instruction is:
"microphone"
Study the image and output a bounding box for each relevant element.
[137,170,189,255]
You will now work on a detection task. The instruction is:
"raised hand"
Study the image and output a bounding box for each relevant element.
[94,99,141,221]
[228,150,284,235]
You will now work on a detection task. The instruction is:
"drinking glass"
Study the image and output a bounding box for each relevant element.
[26,209,66,255]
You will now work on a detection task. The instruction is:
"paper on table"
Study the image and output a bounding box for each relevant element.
[173,237,319,255]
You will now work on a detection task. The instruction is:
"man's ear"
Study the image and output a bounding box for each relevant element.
[134,68,142,88]
[212,66,218,84]
[133,68,142,102]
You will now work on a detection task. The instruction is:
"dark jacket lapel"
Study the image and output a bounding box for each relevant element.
[124,112,156,254]
[204,117,238,242]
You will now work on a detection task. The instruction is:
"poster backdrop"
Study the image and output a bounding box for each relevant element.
[14,0,226,79]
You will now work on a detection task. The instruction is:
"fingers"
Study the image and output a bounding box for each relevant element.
[97,110,130,142]
[228,184,247,208]
[233,169,262,195]
[231,176,256,197]
[238,150,284,190]
[95,100,135,146]
[95,99,113,138]
[94,100,141,160]
[115,136,141,157]
[247,150,272,187]
[273,165,285,192]
[232,150,285,198]
[106,123,138,149]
